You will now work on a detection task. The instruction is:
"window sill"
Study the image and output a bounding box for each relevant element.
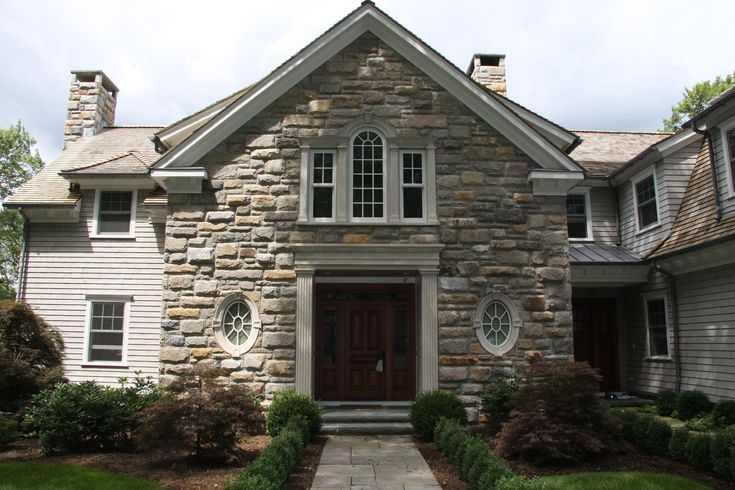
[569,237,594,242]
[644,356,672,362]
[635,223,662,236]
[81,362,129,369]
[90,234,136,240]
[296,220,440,226]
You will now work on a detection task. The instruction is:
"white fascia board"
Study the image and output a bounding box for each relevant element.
[497,100,578,151]
[150,167,208,193]
[153,5,582,175]
[69,177,158,190]
[654,239,735,275]
[527,169,584,196]
[21,201,81,223]
[156,97,237,149]
[571,264,649,284]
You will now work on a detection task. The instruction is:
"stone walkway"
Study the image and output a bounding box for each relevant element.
[312,435,440,489]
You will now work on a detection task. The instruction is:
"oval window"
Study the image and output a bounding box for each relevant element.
[214,294,261,356]
[474,294,521,355]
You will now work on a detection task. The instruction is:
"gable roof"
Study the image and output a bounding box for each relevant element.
[570,131,671,177]
[648,138,735,258]
[4,127,162,206]
[59,151,150,176]
[153,1,582,174]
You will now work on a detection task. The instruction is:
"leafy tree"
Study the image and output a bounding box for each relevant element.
[662,73,735,131]
[0,122,44,299]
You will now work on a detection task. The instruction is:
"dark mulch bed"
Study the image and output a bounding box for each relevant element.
[0,435,325,490]
[416,428,731,490]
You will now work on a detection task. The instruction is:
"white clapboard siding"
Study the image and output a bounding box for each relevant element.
[23,190,164,385]
[589,187,618,243]
[624,264,735,401]
[618,142,699,255]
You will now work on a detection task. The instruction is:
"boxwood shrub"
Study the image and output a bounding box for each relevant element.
[711,425,735,480]
[410,389,467,441]
[655,389,677,417]
[265,389,322,440]
[712,400,735,429]
[669,428,690,462]
[677,390,712,421]
[685,432,713,470]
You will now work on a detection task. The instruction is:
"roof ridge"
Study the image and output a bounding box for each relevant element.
[573,129,672,135]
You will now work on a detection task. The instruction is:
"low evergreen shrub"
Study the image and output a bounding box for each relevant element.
[0,414,19,448]
[669,428,690,462]
[646,417,673,456]
[711,425,735,480]
[712,400,735,429]
[686,432,713,470]
[265,389,322,440]
[476,458,513,490]
[480,373,520,427]
[459,438,488,481]
[686,414,716,432]
[655,389,677,417]
[631,413,654,449]
[677,390,712,421]
[495,474,547,490]
[409,389,467,441]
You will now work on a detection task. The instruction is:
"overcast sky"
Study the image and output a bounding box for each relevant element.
[1,0,733,163]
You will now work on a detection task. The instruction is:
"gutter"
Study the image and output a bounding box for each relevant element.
[15,208,30,302]
[652,263,682,394]
[690,121,722,221]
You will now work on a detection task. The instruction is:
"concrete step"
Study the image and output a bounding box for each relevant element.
[323,407,410,423]
[322,421,414,435]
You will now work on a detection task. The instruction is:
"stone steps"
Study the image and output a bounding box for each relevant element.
[322,406,413,435]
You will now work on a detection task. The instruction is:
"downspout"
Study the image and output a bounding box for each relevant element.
[691,123,722,221]
[611,181,622,245]
[15,207,30,302]
[653,263,681,394]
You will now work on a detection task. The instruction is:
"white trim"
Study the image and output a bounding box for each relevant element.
[654,240,735,275]
[308,150,337,222]
[631,167,661,234]
[150,168,208,194]
[292,243,444,271]
[213,293,262,357]
[82,295,132,366]
[152,3,581,174]
[473,293,522,356]
[570,264,649,285]
[642,291,672,360]
[91,189,137,239]
[567,188,593,241]
[719,115,735,199]
[527,170,584,196]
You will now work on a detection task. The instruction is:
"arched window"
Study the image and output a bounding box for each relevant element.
[474,293,521,356]
[214,294,261,356]
[351,130,385,220]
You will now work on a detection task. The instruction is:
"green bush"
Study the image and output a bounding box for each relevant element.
[480,373,520,427]
[24,376,162,455]
[0,414,19,448]
[495,474,547,490]
[460,438,489,481]
[711,425,735,480]
[712,400,735,429]
[646,418,673,456]
[686,414,715,432]
[434,417,455,452]
[409,389,467,441]
[677,390,712,421]
[686,432,713,470]
[476,458,513,490]
[631,413,654,449]
[656,389,677,417]
[265,389,322,440]
[669,428,690,462]
[614,409,638,442]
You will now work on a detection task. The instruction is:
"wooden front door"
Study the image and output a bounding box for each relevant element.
[572,298,619,392]
[315,284,415,401]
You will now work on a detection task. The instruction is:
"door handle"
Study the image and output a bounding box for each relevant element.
[376,358,384,372]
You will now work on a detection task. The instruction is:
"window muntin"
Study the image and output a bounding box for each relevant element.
[87,301,126,363]
[727,128,735,192]
[98,191,133,233]
[401,152,425,220]
[635,174,659,230]
[566,193,589,239]
[214,294,261,356]
[645,296,669,358]
[351,130,384,220]
[311,151,335,220]
[474,294,521,356]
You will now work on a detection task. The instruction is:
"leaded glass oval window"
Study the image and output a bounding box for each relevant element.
[214,294,261,356]
[474,294,521,355]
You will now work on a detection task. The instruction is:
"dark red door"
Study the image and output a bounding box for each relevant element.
[572,298,619,392]
[345,305,385,400]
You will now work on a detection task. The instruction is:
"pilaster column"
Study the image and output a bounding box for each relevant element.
[419,269,439,392]
[295,269,315,395]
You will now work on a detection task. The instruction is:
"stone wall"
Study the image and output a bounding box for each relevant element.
[64,71,117,147]
[159,33,572,413]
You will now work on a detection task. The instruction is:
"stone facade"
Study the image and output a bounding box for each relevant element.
[159,33,572,415]
[64,70,117,147]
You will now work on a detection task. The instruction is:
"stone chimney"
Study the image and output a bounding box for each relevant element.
[466,54,506,96]
[64,70,118,147]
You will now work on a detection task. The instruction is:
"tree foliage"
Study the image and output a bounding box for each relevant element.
[662,73,735,131]
[0,121,44,299]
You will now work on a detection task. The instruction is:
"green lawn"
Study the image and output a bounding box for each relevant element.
[0,461,161,490]
[539,472,711,490]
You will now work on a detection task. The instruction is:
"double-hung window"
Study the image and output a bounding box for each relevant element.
[644,294,670,358]
[633,172,659,231]
[84,297,129,364]
[400,151,426,221]
[93,190,136,237]
[310,151,336,220]
[565,190,591,239]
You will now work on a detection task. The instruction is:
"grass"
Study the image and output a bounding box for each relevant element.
[539,471,711,490]
[0,461,161,490]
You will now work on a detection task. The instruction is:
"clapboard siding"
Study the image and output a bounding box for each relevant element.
[23,189,165,385]
[589,187,618,243]
[624,264,735,401]
[618,143,699,255]
[712,124,735,216]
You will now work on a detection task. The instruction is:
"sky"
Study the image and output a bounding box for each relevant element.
[1,0,733,163]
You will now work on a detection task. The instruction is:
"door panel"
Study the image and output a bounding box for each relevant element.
[572,298,619,392]
[345,306,385,400]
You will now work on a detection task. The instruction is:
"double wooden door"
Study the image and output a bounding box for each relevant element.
[315,285,415,401]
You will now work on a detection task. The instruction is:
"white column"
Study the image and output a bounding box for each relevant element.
[419,269,439,392]
[295,270,315,396]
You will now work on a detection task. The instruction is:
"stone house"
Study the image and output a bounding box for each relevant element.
[7,2,734,417]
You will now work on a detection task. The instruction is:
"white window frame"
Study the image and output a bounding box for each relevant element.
[631,168,661,234]
[92,189,137,238]
[566,187,593,241]
[399,150,428,223]
[643,291,671,360]
[473,293,522,356]
[213,293,261,357]
[82,294,132,366]
[349,129,387,224]
[720,116,735,199]
[309,150,337,222]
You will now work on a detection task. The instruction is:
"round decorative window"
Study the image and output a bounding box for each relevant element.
[474,294,521,356]
[214,294,261,356]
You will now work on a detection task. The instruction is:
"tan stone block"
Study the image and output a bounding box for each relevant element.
[239,247,256,258]
[308,99,330,113]
[166,307,200,319]
[231,371,254,382]
[180,296,214,307]
[439,294,478,304]
[439,356,476,366]
[261,298,296,313]
[283,115,312,126]
[227,194,247,206]
[460,171,486,185]
[505,162,526,175]
[491,240,516,250]
[496,146,517,157]
[165,237,187,253]
[191,348,212,359]
[263,269,296,280]
[215,243,238,257]
[266,360,295,377]
[343,233,373,244]
[252,195,275,210]
[168,275,193,290]
[289,231,315,242]
[481,266,518,276]
[523,296,546,312]
[215,259,241,269]
[173,211,205,221]
[513,193,534,204]
[406,114,448,128]
[453,190,476,201]
[197,222,228,232]
[459,229,490,243]
[164,264,198,274]
[223,179,241,189]
[235,215,261,226]
[160,347,190,362]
